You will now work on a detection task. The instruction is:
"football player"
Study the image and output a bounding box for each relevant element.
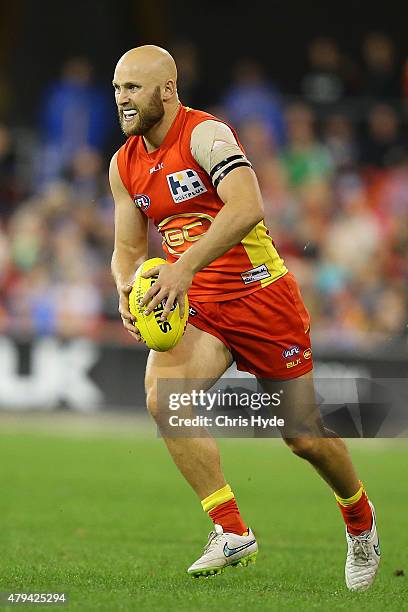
[110,45,380,590]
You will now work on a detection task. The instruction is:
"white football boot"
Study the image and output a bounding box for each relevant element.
[345,501,381,591]
[187,524,258,577]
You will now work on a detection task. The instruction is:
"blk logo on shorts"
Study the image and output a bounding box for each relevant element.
[166,169,207,203]
[286,358,301,369]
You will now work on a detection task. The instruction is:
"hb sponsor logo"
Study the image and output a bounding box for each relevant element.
[166,169,207,203]
[134,194,150,211]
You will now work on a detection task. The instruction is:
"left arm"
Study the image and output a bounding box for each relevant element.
[141,165,264,319]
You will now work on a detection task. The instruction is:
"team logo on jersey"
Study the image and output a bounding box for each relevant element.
[157,213,214,256]
[303,348,312,360]
[166,169,207,203]
[133,194,150,211]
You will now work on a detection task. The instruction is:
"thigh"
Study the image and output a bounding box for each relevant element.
[145,322,233,397]
[259,371,326,438]
[215,274,313,380]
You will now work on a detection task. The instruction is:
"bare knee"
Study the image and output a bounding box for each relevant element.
[145,386,161,421]
[284,436,323,461]
[146,384,178,428]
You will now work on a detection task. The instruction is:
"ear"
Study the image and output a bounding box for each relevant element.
[163,79,176,100]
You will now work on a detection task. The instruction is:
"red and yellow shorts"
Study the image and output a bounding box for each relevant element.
[188,272,313,380]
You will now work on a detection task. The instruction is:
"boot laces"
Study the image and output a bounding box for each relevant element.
[350,535,370,563]
[203,528,223,554]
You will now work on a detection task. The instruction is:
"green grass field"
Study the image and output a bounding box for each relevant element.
[0,416,407,611]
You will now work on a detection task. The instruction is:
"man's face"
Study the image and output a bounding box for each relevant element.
[113,65,165,137]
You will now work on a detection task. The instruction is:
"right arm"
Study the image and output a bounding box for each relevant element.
[109,151,148,341]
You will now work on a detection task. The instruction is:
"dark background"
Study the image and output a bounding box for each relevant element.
[2,0,407,124]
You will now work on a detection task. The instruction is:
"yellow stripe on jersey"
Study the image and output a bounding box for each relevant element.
[241,220,288,287]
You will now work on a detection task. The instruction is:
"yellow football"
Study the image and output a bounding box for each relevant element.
[128,257,189,351]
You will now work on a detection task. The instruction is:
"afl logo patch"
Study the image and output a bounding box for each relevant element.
[134,194,150,211]
[282,345,300,359]
[303,349,312,360]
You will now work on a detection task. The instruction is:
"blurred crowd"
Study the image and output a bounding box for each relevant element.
[0,33,407,348]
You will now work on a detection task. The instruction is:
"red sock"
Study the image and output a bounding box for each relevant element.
[337,490,372,535]
[209,498,247,535]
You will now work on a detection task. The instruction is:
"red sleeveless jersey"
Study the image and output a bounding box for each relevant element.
[117,105,287,302]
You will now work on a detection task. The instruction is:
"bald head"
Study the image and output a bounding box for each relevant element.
[113,45,179,138]
[116,45,177,85]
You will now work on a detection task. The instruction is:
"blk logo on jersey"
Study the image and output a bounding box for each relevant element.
[166,169,207,203]
[150,162,164,174]
[134,194,150,211]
